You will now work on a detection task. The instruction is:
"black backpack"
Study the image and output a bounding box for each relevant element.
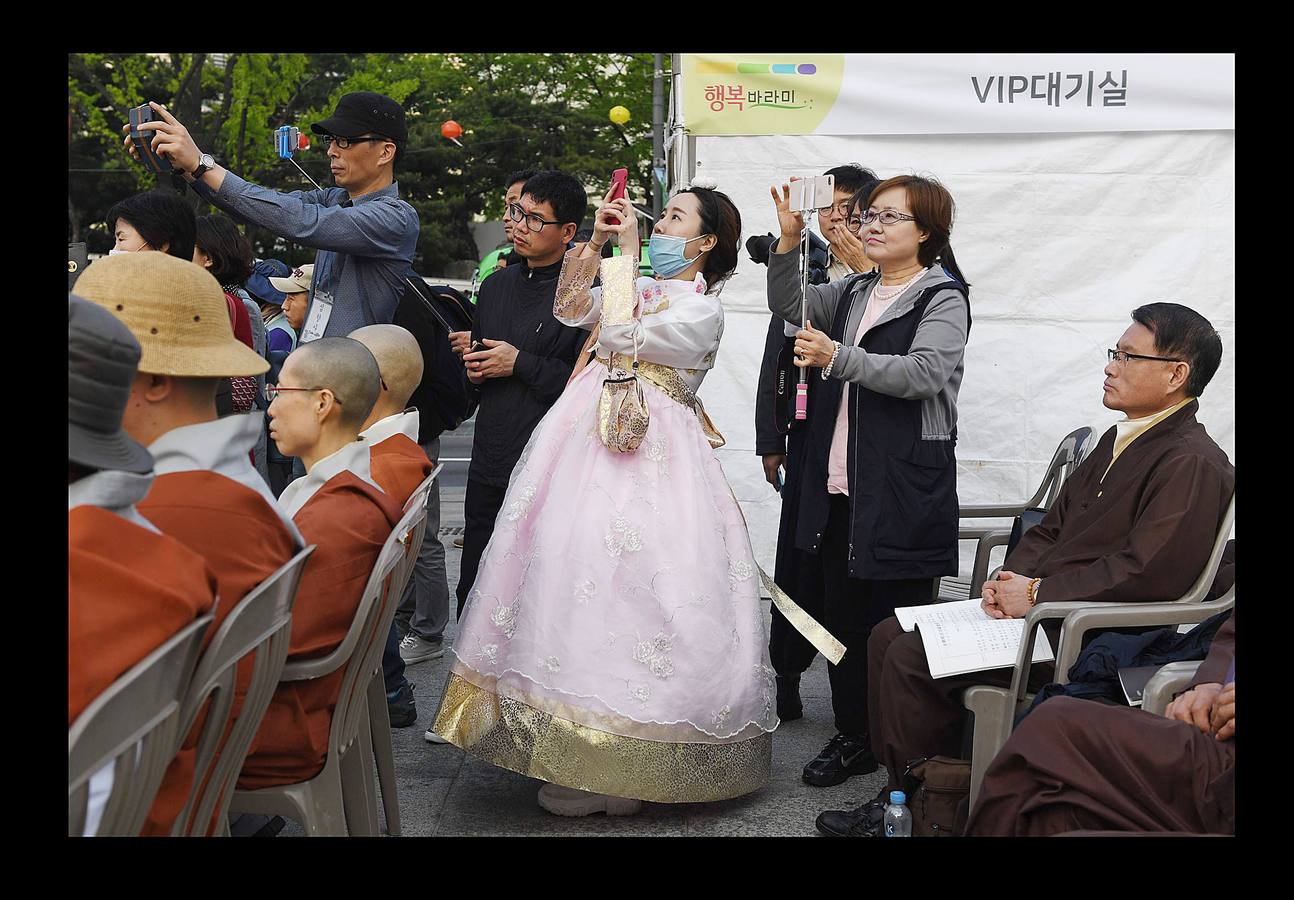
[394,272,477,443]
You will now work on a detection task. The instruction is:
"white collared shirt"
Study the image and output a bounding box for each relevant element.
[68,469,160,534]
[358,409,420,446]
[278,437,382,519]
[147,414,304,547]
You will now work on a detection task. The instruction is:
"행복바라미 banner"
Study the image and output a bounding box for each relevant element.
[681,54,1234,136]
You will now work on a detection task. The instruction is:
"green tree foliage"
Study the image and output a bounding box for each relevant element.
[69,52,664,273]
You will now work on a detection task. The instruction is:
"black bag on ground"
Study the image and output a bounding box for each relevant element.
[394,272,477,443]
[901,756,972,837]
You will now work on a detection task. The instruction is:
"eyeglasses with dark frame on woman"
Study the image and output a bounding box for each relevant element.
[264,384,343,405]
[846,209,919,232]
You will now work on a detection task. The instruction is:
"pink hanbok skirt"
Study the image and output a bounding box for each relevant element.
[433,362,776,802]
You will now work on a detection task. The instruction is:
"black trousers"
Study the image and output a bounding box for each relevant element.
[455,477,508,619]
[820,494,934,737]
[768,545,826,676]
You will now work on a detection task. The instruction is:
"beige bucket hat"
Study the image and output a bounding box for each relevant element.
[74,252,269,377]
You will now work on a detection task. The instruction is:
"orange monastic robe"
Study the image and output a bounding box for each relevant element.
[137,469,299,835]
[369,433,434,507]
[69,506,219,726]
[237,471,403,788]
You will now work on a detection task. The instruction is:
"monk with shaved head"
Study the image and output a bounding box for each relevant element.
[349,324,438,727]
[240,337,404,790]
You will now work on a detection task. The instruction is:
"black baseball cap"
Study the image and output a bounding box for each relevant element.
[311,91,407,144]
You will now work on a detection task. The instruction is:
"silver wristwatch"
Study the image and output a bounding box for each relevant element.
[192,153,215,179]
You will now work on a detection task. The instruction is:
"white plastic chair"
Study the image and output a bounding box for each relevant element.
[228,499,428,835]
[69,614,212,836]
[171,545,315,835]
[365,465,441,836]
[964,493,1235,809]
[939,426,1095,601]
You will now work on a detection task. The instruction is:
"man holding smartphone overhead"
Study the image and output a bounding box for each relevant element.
[122,93,419,341]
[454,170,590,618]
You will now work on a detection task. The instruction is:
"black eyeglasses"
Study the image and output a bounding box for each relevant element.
[860,209,917,227]
[507,202,563,233]
[321,134,390,150]
[817,201,852,218]
[264,384,343,405]
[1107,349,1183,366]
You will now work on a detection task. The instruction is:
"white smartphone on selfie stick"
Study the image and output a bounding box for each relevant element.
[789,174,834,420]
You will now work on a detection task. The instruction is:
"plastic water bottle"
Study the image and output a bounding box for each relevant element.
[883,790,913,837]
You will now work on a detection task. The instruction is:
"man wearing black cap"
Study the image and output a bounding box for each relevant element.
[124,93,418,339]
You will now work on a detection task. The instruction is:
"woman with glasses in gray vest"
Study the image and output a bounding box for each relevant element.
[766,174,971,790]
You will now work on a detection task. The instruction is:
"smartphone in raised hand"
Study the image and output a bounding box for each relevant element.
[606,168,629,226]
[786,174,835,213]
[129,104,173,174]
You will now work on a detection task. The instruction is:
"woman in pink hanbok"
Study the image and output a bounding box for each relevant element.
[433,181,777,817]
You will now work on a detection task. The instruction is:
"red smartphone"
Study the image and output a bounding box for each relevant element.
[606,168,629,226]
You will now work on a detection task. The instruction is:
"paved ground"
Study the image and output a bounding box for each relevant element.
[279,422,891,836]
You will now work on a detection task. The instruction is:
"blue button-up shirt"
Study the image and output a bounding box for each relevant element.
[194,173,419,339]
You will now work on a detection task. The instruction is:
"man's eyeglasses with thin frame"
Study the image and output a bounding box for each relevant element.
[264,384,343,405]
[321,134,390,150]
[507,202,563,233]
[817,201,853,218]
[1107,349,1183,366]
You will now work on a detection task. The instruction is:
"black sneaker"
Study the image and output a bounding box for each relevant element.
[815,799,886,837]
[776,674,803,721]
[387,681,417,728]
[802,732,878,786]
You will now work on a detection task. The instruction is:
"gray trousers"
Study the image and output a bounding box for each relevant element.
[395,437,450,641]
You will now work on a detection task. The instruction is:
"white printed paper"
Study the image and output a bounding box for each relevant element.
[896,599,1054,680]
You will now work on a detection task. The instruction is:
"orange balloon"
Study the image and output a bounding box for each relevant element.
[441,120,463,140]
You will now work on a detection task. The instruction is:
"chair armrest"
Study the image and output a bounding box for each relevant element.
[959,503,1026,519]
[1142,661,1202,717]
[1053,596,1235,682]
[971,530,1013,594]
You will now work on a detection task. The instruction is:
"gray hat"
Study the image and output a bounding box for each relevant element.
[68,294,153,474]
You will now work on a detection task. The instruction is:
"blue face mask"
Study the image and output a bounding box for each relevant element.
[649,232,710,278]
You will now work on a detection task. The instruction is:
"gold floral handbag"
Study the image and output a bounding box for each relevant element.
[598,332,649,452]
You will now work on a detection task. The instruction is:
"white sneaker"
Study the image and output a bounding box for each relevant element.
[424,727,449,744]
[399,633,445,665]
[537,783,642,817]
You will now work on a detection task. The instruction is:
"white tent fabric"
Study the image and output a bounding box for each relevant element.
[693,131,1235,573]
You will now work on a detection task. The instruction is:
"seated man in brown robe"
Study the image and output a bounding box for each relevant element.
[816,301,1235,836]
[966,609,1235,835]
[239,337,404,789]
[67,294,219,836]
[75,251,303,835]
[350,324,435,726]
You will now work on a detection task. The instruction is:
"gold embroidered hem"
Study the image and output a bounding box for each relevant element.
[595,355,726,449]
[433,672,772,803]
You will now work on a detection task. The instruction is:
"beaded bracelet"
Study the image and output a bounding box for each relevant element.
[821,342,842,380]
[1026,577,1041,607]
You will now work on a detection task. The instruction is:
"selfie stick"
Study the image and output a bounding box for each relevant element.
[288,156,324,192]
[795,199,817,421]
[277,125,324,192]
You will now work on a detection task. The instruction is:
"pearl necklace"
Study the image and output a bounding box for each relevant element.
[873,267,928,303]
